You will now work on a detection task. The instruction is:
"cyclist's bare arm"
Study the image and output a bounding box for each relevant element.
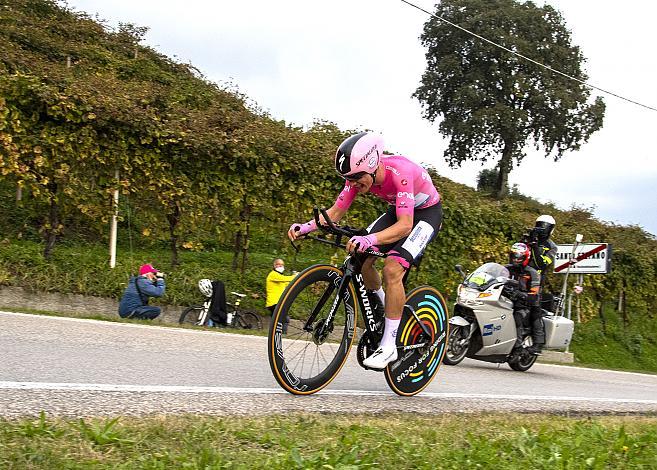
[345,214,412,252]
[288,204,347,241]
[324,204,347,225]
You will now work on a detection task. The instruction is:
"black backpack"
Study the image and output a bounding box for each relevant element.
[208,280,228,324]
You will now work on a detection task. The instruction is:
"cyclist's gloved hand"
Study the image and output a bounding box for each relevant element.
[349,234,378,253]
[288,220,317,240]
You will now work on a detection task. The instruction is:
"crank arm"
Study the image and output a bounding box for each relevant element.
[399,342,429,351]
[404,304,432,338]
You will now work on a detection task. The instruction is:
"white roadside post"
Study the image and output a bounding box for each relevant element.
[109,169,120,268]
[559,234,582,353]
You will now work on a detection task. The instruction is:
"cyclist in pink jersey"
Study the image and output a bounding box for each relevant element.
[288,132,443,369]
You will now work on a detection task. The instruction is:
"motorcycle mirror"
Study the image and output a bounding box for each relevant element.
[454,264,466,280]
[496,276,507,283]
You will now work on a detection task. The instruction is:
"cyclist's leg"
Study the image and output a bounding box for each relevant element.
[361,256,381,289]
[382,259,406,319]
[362,207,397,306]
[363,203,443,369]
[362,258,406,369]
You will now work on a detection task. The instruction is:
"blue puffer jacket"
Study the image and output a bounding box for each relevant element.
[118,276,166,316]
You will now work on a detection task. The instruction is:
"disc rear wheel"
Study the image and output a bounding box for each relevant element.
[385,286,449,396]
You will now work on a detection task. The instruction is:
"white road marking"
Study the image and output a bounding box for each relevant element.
[1,381,657,404]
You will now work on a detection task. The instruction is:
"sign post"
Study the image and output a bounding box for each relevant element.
[554,239,612,319]
[556,234,583,317]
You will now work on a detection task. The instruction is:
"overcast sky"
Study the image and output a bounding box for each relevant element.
[67,0,657,237]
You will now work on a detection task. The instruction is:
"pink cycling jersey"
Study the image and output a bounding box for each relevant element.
[334,155,440,217]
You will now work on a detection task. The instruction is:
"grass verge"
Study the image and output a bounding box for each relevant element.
[1,413,656,468]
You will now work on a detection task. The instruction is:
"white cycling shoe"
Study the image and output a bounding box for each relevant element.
[362,345,398,369]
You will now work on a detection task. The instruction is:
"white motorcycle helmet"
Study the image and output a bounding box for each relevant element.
[198,279,213,298]
[534,215,556,240]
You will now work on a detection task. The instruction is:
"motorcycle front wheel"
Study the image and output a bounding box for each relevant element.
[442,324,469,365]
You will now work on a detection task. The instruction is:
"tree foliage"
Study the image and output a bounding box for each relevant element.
[414,0,606,198]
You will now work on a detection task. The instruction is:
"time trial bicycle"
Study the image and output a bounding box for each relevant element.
[267,208,449,396]
[179,290,262,330]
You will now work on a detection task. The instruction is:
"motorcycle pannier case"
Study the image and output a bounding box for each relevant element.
[543,315,574,350]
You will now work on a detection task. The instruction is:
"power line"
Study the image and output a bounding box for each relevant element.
[400,0,657,113]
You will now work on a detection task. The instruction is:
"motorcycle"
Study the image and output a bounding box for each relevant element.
[443,262,574,372]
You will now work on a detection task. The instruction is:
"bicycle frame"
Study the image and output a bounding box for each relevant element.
[299,210,433,350]
[194,292,245,327]
[272,207,449,396]
[195,298,212,326]
[303,242,431,351]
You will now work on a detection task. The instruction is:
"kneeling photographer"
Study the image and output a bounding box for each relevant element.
[118,263,166,320]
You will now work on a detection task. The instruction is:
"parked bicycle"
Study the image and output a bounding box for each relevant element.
[179,280,262,330]
[267,208,449,396]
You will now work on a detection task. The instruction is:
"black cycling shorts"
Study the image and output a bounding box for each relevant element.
[366,202,443,269]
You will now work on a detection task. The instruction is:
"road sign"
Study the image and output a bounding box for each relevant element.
[554,243,612,274]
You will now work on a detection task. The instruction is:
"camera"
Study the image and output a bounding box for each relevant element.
[521,227,538,246]
[155,272,165,279]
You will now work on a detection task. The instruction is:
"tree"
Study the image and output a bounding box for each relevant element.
[476,168,498,193]
[414,0,605,198]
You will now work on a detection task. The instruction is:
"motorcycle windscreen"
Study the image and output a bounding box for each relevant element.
[464,263,509,291]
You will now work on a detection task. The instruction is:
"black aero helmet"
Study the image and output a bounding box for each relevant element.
[335,132,384,179]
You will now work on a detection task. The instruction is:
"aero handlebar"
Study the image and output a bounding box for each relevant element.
[290,207,383,257]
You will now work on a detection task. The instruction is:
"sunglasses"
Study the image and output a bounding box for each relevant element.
[344,171,368,182]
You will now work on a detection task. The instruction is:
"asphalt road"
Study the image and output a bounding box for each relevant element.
[2,311,657,418]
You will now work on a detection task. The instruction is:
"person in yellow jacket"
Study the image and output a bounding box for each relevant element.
[266,258,296,333]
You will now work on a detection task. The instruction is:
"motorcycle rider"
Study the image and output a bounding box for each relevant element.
[525,215,558,286]
[523,215,558,340]
[505,242,544,355]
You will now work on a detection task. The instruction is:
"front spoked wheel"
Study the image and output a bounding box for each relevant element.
[179,306,206,326]
[268,264,358,395]
[385,286,449,396]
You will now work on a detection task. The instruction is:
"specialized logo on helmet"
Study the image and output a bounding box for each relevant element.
[338,152,347,172]
[355,144,378,168]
